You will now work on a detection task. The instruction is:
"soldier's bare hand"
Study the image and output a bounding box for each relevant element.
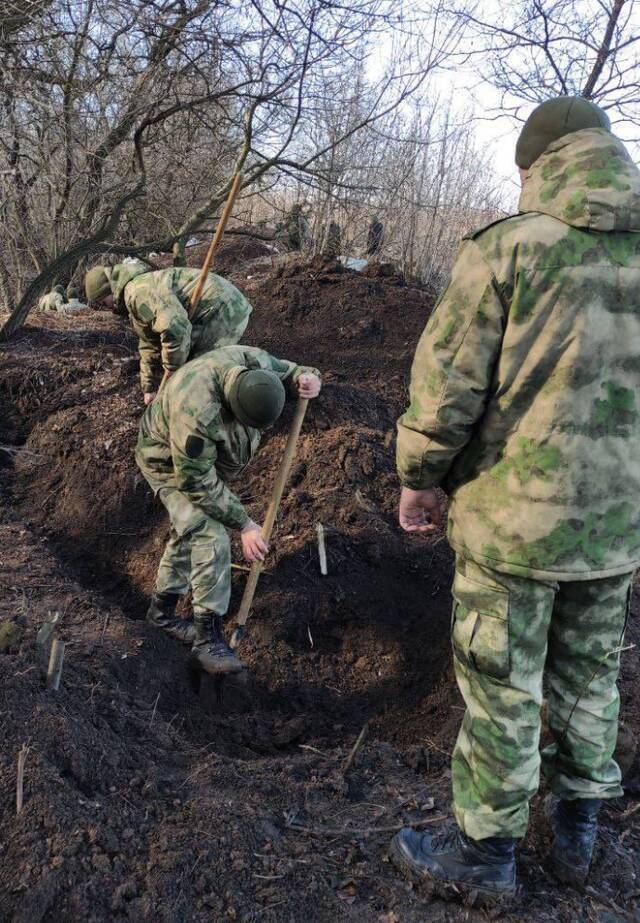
[241,520,269,562]
[399,487,443,533]
[143,391,157,406]
[297,374,321,399]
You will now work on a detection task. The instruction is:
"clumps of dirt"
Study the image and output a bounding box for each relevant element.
[235,255,434,388]
[0,258,639,922]
[212,235,277,275]
[6,268,455,739]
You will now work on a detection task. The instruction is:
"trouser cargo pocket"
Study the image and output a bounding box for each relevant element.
[451,570,510,680]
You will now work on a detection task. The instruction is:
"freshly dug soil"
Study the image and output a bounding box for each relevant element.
[150,233,277,275]
[0,257,638,922]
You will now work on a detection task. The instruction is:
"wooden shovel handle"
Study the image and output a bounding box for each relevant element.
[157,170,243,395]
[235,397,309,628]
[188,170,243,320]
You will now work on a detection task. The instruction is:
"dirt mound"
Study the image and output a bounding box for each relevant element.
[150,233,277,274]
[6,266,453,738]
[0,261,639,922]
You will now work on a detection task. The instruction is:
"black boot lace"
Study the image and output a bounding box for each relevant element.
[428,828,461,853]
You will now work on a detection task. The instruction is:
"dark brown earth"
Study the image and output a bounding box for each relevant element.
[0,256,639,922]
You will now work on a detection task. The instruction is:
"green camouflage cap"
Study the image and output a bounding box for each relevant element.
[228,369,286,428]
[516,96,611,169]
[85,266,112,304]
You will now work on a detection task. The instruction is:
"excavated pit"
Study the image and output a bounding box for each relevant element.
[1,259,639,922]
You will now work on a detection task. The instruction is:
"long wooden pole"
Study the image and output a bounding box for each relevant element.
[187,170,243,320]
[231,398,309,647]
[157,170,243,394]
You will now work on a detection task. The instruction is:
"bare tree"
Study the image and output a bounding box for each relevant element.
[0,1,52,38]
[0,0,464,337]
[453,0,640,123]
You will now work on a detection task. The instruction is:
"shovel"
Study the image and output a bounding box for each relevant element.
[157,170,243,395]
[230,397,309,650]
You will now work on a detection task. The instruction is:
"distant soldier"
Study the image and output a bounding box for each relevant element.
[38,284,65,313]
[366,216,384,257]
[324,220,342,258]
[136,345,321,675]
[282,203,310,251]
[62,286,88,313]
[85,260,252,405]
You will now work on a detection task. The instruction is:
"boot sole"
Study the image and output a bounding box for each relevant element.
[389,835,516,909]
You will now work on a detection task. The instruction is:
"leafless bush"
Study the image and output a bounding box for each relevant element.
[0,0,465,334]
[454,0,640,125]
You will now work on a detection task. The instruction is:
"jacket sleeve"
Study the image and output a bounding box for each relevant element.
[129,281,192,379]
[170,407,249,530]
[137,334,163,393]
[151,293,192,375]
[396,238,506,490]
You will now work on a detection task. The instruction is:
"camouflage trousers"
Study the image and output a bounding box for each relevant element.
[154,487,231,617]
[451,555,630,840]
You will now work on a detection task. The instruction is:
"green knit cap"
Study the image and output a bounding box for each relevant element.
[84,266,112,304]
[516,96,611,169]
[228,370,286,429]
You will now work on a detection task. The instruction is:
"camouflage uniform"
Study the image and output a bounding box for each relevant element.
[136,346,319,617]
[61,296,88,314]
[324,221,342,258]
[108,260,252,392]
[367,218,383,257]
[282,204,310,251]
[397,127,640,839]
[38,290,65,313]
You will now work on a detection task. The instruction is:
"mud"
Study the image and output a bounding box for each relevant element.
[0,257,638,922]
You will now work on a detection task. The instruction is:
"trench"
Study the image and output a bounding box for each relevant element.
[0,336,458,761]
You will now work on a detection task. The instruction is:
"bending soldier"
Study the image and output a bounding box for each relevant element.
[136,345,321,675]
[392,98,640,902]
[85,260,252,404]
[38,284,65,313]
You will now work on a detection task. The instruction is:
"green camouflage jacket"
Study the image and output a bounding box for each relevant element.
[397,128,640,580]
[109,261,252,391]
[136,346,320,530]
[38,291,65,313]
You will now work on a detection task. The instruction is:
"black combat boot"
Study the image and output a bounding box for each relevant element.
[146,592,195,645]
[190,612,244,675]
[390,826,516,906]
[548,798,601,886]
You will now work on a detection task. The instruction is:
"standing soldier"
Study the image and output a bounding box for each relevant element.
[136,344,321,675]
[84,259,252,404]
[324,220,343,258]
[366,216,384,257]
[38,284,66,313]
[282,202,311,252]
[391,97,640,903]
